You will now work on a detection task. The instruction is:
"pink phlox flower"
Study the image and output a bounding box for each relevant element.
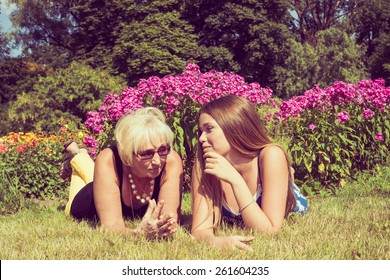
[165,106,176,116]
[107,101,123,121]
[276,97,305,119]
[183,62,201,74]
[362,109,374,119]
[85,111,106,134]
[328,81,356,106]
[103,93,119,104]
[119,87,144,115]
[83,135,98,149]
[309,123,316,130]
[83,135,100,158]
[356,94,364,105]
[305,85,329,109]
[374,133,384,141]
[357,79,390,110]
[166,96,180,106]
[337,111,350,124]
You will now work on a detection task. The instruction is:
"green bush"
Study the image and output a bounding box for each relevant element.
[0,138,66,200]
[7,61,126,132]
[0,170,26,215]
[0,118,88,201]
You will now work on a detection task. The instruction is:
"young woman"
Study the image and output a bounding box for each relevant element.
[191,95,307,250]
[62,107,183,240]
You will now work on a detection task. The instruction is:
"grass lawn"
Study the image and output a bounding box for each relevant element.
[0,164,389,260]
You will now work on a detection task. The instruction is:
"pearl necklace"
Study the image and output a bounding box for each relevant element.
[128,173,154,204]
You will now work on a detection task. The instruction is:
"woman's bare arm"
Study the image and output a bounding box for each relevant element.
[93,148,133,233]
[158,150,183,227]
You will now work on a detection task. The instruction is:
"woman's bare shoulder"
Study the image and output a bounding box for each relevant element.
[260,145,286,159]
[168,150,182,163]
[94,147,120,186]
[95,147,116,166]
[167,151,183,167]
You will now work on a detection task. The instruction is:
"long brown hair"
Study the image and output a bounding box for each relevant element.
[194,95,296,228]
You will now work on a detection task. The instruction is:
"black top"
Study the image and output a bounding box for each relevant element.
[70,144,163,221]
[111,144,163,219]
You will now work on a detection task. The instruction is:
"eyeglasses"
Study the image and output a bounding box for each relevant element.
[135,146,171,160]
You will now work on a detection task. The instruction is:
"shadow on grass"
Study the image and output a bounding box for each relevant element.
[180,213,192,232]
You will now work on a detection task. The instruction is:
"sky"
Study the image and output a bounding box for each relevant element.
[1,2,21,56]
[0,1,15,32]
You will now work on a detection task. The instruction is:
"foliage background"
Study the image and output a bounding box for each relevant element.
[1,0,389,130]
[0,0,389,210]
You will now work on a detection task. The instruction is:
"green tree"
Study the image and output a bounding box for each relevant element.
[182,0,293,90]
[368,33,390,84]
[113,10,200,85]
[347,0,390,84]
[274,28,367,97]
[314,27,367,86]
[0,23,12,103]
[0,59,46,135]
[273,39,318,98]
[8,0,76,67]
[0,28,10,59]
[8,61,126,131]
[347,0,390,56]
[9,0,203,85]
[70,0,126,71]
[289,0,359,45]
[242,21,295,90]
[0,57,28,104]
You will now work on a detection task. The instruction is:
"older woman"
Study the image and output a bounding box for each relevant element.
[63,107,183,239]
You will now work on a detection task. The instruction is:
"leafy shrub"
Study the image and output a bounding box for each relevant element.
[0,120,88,200]
[0,170,26,215]
[275,79,390,194]
[7,61,126,132]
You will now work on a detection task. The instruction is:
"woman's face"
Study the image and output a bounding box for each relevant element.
[198,113,231,157]
[131,138,170,179]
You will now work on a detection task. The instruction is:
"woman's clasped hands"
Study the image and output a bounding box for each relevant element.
[135,199,177,240]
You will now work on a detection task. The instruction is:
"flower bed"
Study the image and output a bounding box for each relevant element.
[274,79,390,194]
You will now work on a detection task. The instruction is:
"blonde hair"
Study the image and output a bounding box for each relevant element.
[194,95,296,228]
[114,107,174,166]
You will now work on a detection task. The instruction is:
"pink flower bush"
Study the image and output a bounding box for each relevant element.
[82,63,390,193]
[275,79,390,121]
[84,63,275,156]
[82,135,99,157]
[276,79,390,192]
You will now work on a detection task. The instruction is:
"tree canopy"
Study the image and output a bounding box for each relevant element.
[7,61,126,131]
[2,0,389,133]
